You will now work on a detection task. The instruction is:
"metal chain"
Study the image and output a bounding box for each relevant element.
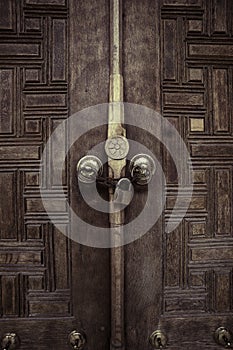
[96,176,119,188]
[96,173,142,189]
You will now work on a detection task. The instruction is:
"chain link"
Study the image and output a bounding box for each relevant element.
[96,176,119,188]
[96,174,142,189]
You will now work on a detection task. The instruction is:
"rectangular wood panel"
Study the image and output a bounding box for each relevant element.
[188,44,233,58]
[191,246,233,262]
[213,0,228,33]
[0,251,42,265]
[25,198,67,213]
[24,18,42,33]
[166,195,206,211]
[213,69,230,133]
[0,69,15,134]
[163,0,202,6]
[24,93,67,108]
[52,19,67,82]
[1,275,18,316]
[214,271,231,312]
[26,224,42,240]
[191,143,233,158]
[50,119,67,187]
[0,146,40,160]
[165,295,206,313]
[0,0,14,30]
[28,301,70,316]
[163,117,179,184]
[0,172,17,239]
[165,227,181,287]
[163,19,177,81]
[215,169,232,235]
[28,275,44,291]
[0,43,40,57]
[164,92,204,107]
[53,227,69,290]
[25,0,66,5]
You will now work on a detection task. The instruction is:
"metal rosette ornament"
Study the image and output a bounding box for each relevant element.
[39,103,193,248]
[105,136,129,160]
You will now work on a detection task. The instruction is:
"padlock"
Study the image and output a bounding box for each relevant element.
[113,178,134,206]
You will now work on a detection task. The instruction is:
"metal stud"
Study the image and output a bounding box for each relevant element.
[149,330,167,349]
[68,330,87,349]
[1,333,20,350]
[214,327,232,348]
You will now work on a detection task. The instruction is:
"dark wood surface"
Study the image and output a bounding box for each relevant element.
[70,0,111,349]
[124,0,233,349]
[0,0,233,349]
[123,0,163,349]
[0,0,111,348]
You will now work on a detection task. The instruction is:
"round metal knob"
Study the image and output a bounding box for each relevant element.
[214,327,232,348]
[77,155,103,184]
[68,330,87,349]
[130,154,156,185]
[1,333,20,350]
[149,330,167,349]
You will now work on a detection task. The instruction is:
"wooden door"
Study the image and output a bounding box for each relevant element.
[123,0,233,349]
[1,0,233,349]
[0,0,110,349]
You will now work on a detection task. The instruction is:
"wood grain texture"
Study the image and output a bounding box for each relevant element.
[0,1,75,348]
[0,0,233,349]
[213,68,230,133]
[124,0,233,349]
[160,0,233,348]
[161,316,233,349]
[123,0,162,349]
[70,0,111,349]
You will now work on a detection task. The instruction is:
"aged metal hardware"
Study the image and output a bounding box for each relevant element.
[77,155,103,184]
[130,154,156,185]
[68,330,87,349]
[105,135,129,160]
[149,330,167,349]
[214,327,232,348]
[113,178,134,206]
[108,0,125,349]
[1,333,20,350]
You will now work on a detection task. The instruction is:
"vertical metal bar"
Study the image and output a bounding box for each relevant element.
[109,1,125,349]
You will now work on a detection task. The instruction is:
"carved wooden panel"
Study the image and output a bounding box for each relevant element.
[161,0,233,347]
[162,0,233,315]
[124,0,233,349]
[0,0,111,348]
[0,0,71,322]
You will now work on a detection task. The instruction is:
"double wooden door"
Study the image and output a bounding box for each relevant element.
[0,0,232,349]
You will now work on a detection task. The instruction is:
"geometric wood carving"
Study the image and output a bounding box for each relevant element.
[0,0,70,319]
[162,0,233,316]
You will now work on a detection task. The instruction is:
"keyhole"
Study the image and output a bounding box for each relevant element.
[74,338,81,349]
[3,340,11,350]
[157,337,163,349]
[222,335,231,348]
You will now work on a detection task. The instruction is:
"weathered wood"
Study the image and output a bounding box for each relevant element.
[0,0,111,349]
[70,0,111,349]
[1,0,233,349]
[123,0,233,349]
[123,1,162,349]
